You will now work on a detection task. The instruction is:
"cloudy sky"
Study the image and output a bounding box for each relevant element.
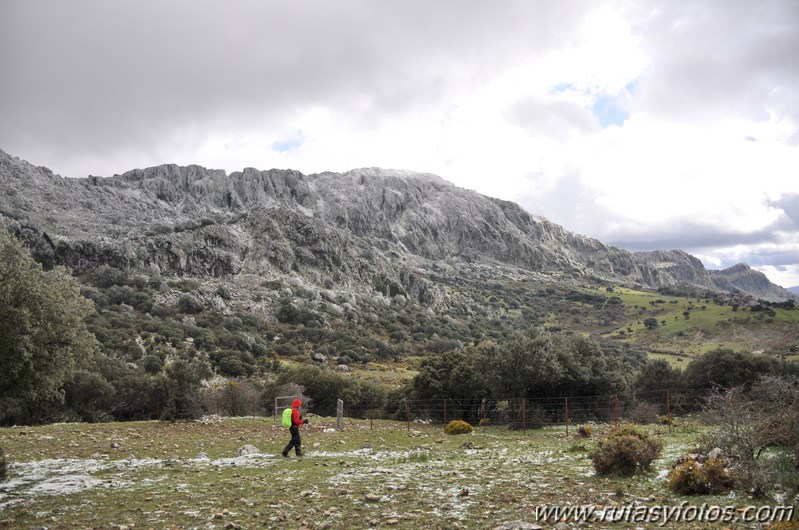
[2,1,798,289]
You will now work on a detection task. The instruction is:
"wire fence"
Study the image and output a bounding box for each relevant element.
[196,387,710,433]
[334,389,707,433]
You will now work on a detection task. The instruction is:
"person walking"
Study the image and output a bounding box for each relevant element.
[281,399,308,457]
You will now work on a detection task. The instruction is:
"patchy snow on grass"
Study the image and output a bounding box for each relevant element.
[1,446,412,511]
[0,451,281,511]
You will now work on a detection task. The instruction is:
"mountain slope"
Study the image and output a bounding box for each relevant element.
[0,149,793,302]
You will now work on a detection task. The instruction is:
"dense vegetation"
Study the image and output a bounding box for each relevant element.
[1,226,798,427]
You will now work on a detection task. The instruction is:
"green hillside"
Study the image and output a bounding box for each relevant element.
[590,286,799,365]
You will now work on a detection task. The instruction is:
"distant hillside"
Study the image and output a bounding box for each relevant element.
[1,149,794,303]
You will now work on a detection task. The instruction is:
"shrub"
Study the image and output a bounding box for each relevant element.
[446,420,473,435]
[178,294,203,314]
[589,424,663,476]
[576,425,593,438]
[769,523,799,530]
[91,264,127,288]
[667,460,705,494]
[666,455,735,495]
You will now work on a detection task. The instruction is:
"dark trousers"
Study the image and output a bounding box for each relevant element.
[282,426,302,456]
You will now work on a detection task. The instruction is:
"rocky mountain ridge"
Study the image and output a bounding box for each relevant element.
[0,149,794,303]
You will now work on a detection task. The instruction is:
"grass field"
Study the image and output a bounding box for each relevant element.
[1,417,795,529]
[585,287,799,361]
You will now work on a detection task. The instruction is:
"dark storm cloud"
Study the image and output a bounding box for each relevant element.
[608,225,783,253]
[738,249,799,268]
[0,0,592,175]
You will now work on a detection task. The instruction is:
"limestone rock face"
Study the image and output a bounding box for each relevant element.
[0,149,793,302]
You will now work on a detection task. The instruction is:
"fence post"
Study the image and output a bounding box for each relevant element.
[371,400,375,430]
[406,399,411,431]
[666,389,672,433]
[443,398,447,433]
[336,399,344,431]
[252,395,256,418]
[481,399,487,431]
[565,397,569,437]
[613,395,619,427]
[522,398,526,433]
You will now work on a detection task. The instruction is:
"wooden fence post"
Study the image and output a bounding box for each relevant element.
[522,398,526,433]
[666,389,672,433]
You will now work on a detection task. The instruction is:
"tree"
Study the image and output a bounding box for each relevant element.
[635,359,684,399]
[684,348,772,391]
[643,317,659,330]
[0,228,98,424]
[474,328,561,398]
[63,370,115,423]
[413,347,486,401]
[161,358,212,421]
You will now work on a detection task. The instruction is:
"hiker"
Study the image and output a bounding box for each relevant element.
[281,399,309,457]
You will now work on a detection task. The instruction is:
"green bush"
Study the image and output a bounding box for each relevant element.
[445,420,473,435]
[178,294,203,314]
[589,424,663,476]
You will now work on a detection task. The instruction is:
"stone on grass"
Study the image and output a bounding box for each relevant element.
[237,445,259,456]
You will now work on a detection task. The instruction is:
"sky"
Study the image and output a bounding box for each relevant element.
[1,1,798,289]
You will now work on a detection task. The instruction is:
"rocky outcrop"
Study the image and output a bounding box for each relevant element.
[635,250,712,287]
[634,250,795,301]
[710,263,793,301]
[0,149,793,302]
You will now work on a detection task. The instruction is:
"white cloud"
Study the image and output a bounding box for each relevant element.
[1,0,798,289]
